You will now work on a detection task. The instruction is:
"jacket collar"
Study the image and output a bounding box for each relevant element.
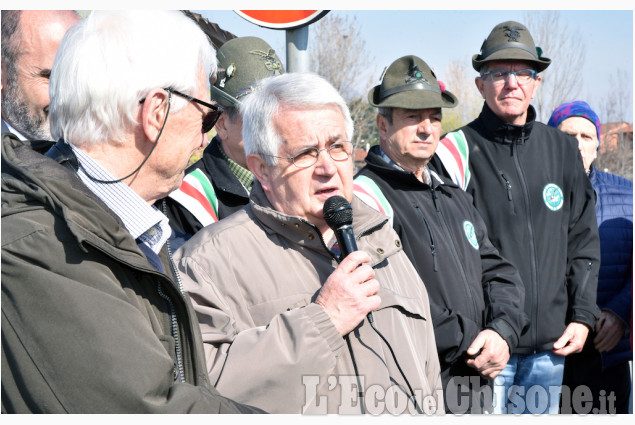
[364,144,458,191]
[248,179,389,255]
[476,102,536,145]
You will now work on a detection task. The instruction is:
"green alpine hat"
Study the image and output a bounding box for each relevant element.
[210,36,284,108]
[472,21,551,72]
[368,55,458,109]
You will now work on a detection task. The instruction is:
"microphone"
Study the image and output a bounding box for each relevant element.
[323,195,357,259]
[323,195,374,324]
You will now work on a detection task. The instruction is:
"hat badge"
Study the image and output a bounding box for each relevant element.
[405,64,429,85]
[503,25,524,42]
[250,49,283,75]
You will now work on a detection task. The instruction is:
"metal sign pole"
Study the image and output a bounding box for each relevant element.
[286,26,309,73]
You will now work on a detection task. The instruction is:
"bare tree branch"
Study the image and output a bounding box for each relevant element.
[309,13,379,154]
[441,60,483,133]
[595,69,633,180]
[523,11,586,122]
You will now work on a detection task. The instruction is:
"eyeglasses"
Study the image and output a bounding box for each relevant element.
[268,141,354,168]
[166,88,223,133]
[139,88,223,133]
[481,69,537,85]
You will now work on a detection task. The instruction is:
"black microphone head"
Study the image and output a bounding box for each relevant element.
[323,195,353,230]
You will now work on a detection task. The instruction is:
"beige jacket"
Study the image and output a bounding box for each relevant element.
[175,182,443,414]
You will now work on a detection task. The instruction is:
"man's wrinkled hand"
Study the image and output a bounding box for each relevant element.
[594,311,626,352]
[553,322,589,356]
[315,251,381,336]
[465,329,510,379]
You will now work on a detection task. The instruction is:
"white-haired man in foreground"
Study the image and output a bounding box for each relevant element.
[1,10,260,413]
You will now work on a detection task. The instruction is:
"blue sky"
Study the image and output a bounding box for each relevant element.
[3,4,632,120]
[197,9,633,120]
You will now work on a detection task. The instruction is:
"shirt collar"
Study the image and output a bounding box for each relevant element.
[218,140,254,191]
[377,146,431,184]
[70,144,170,254]
[2,120,28,141]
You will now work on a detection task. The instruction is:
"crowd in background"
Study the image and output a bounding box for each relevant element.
[1,10,631,415]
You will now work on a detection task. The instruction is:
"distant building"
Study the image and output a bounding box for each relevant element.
[600,121,633,154]
[596,121,633,180]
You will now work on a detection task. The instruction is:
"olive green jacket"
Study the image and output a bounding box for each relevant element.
[1,134,261,413]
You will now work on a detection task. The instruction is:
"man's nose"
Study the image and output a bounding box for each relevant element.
[418,119,433,134]
[505,72,520,88]
[314,148,338,174]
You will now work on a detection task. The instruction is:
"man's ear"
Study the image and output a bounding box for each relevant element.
[530,75,542,99]
[376,113,389,140]
[214,112,229,141]
[246,153,270,190]
[475,76,485,98]
[140,89,169,143]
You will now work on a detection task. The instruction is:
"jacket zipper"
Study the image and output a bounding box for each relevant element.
[431,186,478,321]
[512,132,539,351]
[161,200,187,382]
[413,205,437,272]
[157,282,185,382]
[500,172,513,201]
[500,172,516,214]
[577,261,594,304]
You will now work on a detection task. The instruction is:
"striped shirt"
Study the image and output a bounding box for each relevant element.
[71,145,171,254]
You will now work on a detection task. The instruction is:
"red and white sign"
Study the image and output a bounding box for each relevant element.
[235,10,329,30]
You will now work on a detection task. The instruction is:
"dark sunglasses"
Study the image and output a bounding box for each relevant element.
[166,88,223,133]
[140,88,223,133]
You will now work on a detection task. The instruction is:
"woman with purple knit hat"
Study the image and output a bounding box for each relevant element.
[549,101,632,414]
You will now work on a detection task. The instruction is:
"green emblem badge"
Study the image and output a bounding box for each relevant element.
[463,221,479,250]
[543,183,564,211]
[251,49,283,75]
[406,64,429,85]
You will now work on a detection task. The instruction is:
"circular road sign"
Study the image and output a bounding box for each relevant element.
[235,10,329,30]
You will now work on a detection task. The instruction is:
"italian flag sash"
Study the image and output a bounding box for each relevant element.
[353,175,394,227]
[168,168,219,226]
[437,130,470,191]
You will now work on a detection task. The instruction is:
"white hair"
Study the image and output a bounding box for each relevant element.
[49,10,216,146]
[240,72,354,165]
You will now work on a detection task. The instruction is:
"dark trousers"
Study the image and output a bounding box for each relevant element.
[442,362,493,414]
[560,342,631,414]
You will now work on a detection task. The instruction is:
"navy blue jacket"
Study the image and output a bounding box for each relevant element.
[590,165,633,368]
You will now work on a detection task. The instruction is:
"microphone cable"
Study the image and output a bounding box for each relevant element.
[344,334,366,414]
[367,313,423,414]
[323,196,424,414]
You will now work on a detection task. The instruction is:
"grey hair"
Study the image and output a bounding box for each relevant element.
[377,107,393,125]
[49,10,216,147]
[1,11,22,83]
[240,72,354,166]
[223,106,240,122]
